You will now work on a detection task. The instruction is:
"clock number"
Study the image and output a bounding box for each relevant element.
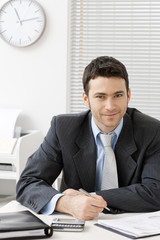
[9,36,13,42]
[29,1,33,7]
[35,9,40,13]
[0,30,7,34]
[1,9,6,14]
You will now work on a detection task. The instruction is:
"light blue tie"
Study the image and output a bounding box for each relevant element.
[100,133,119,190]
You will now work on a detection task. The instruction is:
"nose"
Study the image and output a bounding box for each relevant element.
[104,98,115,110]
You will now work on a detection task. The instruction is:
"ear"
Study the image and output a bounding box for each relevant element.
[83,91,89,108]
[127,88,131,103]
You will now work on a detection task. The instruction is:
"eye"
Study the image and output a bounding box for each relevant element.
[96,95,105,99]
[114,93,123,98]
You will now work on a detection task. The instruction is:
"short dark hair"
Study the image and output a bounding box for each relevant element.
[82,56,129,95]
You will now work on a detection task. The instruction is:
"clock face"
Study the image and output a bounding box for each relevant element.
[0,0,45,47]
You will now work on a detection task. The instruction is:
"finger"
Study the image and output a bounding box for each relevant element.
[80,197,105,215]
[63,189,80,196]
[90,193,103,200]
[90,193,107,208]
[75,206,101,220]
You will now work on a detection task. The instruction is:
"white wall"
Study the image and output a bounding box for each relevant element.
[0,0,68,136]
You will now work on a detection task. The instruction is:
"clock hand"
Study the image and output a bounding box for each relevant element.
[20,17,39,23]
[14,8,22,25]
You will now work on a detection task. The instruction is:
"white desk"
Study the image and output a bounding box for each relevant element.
[0,201,159,240]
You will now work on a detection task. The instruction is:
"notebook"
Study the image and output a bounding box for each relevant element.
[0,210,53,239]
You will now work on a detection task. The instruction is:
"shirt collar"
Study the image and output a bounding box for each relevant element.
[91,117,123,142]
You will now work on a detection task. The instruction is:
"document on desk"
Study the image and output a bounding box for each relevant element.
[0,108,21,138]
[97,211,160,239]
[0,138,17,154]
[0,108,21,154]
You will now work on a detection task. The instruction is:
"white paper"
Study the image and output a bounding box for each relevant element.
[0,138,17,154]
[98,211,160,238]
[0,108,21,138]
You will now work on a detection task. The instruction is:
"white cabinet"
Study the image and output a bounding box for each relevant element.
[0,130,44,195]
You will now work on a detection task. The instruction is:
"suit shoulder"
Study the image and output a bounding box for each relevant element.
[125,108,160,154]
[126,107,160,136]
[127,108,160,125]
[51,110,91,129]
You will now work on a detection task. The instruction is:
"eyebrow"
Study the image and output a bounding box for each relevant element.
[114,91,125,94]
[94,90,125,96]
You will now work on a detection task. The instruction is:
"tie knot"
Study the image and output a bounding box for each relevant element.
[99,133,114,147]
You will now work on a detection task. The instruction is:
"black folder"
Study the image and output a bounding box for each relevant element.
[0,210,53,239]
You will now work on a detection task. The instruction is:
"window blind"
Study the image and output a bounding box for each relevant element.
[68,0,160,120]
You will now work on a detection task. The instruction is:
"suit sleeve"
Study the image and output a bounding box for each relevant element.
[16,116,63,213]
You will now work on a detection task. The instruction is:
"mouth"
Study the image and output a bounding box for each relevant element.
[103,112,119,117]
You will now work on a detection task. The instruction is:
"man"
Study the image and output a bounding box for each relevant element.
[16,56,160,220]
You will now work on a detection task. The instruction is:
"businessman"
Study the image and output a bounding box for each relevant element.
[16,56,160,220]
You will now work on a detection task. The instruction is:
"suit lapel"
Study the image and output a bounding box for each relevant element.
[115,112,137,187]
[73,112,97,192]
[72,110,138,190]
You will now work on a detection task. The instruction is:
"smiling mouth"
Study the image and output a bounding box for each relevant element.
[103,112,119,117]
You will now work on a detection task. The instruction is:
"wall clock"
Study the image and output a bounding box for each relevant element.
[0,0,46,47]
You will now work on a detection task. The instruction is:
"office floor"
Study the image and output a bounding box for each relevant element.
[0,195,15,208]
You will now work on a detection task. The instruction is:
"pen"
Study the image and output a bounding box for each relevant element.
[79,188,111,212]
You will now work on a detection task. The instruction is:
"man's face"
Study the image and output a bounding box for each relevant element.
[83,76,131,133]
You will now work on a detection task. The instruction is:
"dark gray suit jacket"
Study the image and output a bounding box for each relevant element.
[16,108,160,214]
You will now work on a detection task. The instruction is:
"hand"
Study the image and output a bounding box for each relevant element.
[55,188,107,220]
[14,8,22,25]
[20,17,39,23]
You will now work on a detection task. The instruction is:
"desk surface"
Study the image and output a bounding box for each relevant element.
[0,201,159,240]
